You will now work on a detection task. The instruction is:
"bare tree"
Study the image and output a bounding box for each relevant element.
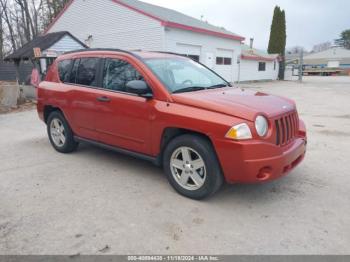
[0,0,66,56]
[0,4,4,59]
[42,0,68,27]
[0,0,17,51]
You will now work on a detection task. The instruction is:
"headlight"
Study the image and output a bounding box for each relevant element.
[226,123,252,140]
[255,116,268,137]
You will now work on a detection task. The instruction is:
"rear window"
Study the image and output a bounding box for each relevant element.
[76,58,100,87]
[58,60,72,82]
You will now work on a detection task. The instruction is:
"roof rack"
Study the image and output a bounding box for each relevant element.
[63,48,143,59]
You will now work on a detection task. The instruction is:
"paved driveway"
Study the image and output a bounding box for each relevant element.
[1,77,349,255]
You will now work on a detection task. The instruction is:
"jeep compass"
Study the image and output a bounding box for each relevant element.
[37,49,307,199]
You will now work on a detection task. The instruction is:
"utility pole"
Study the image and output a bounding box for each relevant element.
[237,57,241,84]
[298,49,304,82]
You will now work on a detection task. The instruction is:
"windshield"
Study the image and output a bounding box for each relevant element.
[144,58,229,94]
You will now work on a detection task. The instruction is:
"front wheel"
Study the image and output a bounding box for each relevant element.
[163,135,224,200]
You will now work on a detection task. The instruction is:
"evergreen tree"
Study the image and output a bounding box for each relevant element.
[335,29,350,49]
[268,6,287,80]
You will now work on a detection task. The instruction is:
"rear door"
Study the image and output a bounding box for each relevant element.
[65,57,102,141]
[93,57,154,155]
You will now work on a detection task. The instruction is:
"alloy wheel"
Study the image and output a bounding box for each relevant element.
[170,146,207,191]
[50,118,66,147]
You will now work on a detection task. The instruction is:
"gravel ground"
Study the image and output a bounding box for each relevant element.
[0,76,349,255]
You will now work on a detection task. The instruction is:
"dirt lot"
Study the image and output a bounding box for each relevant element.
[0,76,349,255]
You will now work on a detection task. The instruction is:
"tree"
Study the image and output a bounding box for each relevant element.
[42,0,69,28]
[312,41,332,53]
[335,29,350,49]
[0,4,4,59]
[0,0,66,56]
[0,0,18,52]
[268,6,287,80]
[287,46,305,55]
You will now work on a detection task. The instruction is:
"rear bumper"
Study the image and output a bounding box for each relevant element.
[213,122,307,184]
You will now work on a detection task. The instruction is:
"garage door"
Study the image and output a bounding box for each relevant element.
[215,49,234,82]
[176,43,201,62]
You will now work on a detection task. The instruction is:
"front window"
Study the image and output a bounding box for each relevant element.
[102,58,144,93]
[145,58,228,93]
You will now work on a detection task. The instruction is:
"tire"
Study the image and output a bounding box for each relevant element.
[47,111,79,153]
[163,134,224,200]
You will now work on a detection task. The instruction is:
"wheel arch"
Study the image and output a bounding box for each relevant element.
[158,127,220,166]
[43,105,63,124]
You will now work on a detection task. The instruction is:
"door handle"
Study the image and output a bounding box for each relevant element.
[96,96,111,103]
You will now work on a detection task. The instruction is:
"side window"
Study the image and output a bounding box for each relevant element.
[58,60,72,82]
[103,58,144,93]
[76,58,100,87]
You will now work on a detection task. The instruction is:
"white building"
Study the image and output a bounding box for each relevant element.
[239,45,280,82]
[303,46,350,69]
[45,0,279,82]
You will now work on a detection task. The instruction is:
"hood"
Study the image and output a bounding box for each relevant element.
[171,87,296,121]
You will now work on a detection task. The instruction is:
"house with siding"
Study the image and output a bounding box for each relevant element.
[4,31,87,83]
[239,44,280,82]
[3,0,280,83]
[44,0,248,82]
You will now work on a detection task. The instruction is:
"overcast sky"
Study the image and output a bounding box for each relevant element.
[141,0,350,51]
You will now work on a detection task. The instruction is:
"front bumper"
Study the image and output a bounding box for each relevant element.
[213,122,307,184]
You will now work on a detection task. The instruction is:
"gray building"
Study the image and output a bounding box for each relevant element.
[303,47,350,69]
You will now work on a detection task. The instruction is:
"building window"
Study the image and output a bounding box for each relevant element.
[224,57,232,65]
[258,62,266,71]
[216,57,232,65]
[216,57,223,65]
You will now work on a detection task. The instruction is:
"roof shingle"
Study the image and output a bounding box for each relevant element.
[5,31,87,61]
[115,0,245,41]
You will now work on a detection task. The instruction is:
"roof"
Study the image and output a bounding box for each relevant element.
[241,45,279,62]
[303,47,350,65]
[5,31,88,61]
[44,0,245,41]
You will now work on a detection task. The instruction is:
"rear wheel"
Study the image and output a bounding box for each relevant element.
[163,134,223,200]
[47,111,78,153]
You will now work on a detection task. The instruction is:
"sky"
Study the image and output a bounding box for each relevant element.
[141,0,350,51]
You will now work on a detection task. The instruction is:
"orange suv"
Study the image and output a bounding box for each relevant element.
[37,49,307,199]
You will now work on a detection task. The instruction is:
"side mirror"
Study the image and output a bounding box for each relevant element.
[126,80,152,98]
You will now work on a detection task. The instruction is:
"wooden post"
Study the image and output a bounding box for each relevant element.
[14,59,20,85]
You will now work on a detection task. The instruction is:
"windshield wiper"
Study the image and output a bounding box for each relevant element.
[208,83,229,89]
[173,86,207,94]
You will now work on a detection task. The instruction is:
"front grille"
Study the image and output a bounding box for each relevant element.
[275,111,299,146]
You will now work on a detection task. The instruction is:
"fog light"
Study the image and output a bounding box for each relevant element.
[257,167,272,181]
